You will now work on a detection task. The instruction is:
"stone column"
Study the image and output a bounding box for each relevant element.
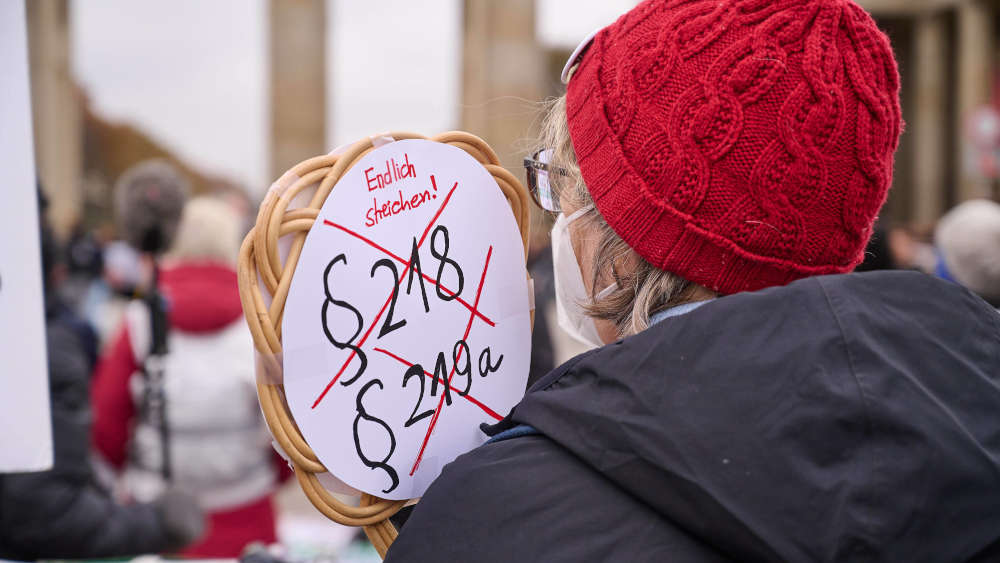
[911,11,948,224]
[461,0,545,174]
[955,0,995,202]
[270,0,326,181]
[27,0,82,238]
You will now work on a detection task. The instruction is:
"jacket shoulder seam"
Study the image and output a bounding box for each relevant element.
[816,276,882,550]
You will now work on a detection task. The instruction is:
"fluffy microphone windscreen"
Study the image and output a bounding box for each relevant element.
[114,160,190,254]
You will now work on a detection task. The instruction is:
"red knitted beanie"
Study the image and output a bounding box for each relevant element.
[566,0,903,294]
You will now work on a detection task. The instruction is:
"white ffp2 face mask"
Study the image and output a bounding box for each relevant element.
[551,206,615,349]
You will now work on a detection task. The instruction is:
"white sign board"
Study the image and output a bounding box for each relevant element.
[283,139,531,500]
[0,0,54,472]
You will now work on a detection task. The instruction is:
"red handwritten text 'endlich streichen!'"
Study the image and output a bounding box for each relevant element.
[365,158,444,228]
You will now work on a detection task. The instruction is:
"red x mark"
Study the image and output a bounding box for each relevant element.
[311,181,459,409]
[322,220,494,327]
[372,347,503,421]
[410,245,493,475]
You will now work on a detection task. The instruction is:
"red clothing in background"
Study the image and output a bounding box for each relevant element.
[92,263,291,558]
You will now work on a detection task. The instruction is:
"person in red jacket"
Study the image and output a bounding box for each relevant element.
[93,195,290,558]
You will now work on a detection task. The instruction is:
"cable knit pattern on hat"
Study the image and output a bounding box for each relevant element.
[566,0,903,294]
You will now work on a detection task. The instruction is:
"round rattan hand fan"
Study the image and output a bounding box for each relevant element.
[237,131,532,558]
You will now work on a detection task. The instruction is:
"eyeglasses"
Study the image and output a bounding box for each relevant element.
[523,148,568,213]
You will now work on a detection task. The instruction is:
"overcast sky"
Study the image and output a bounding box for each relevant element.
[71,0,636,196]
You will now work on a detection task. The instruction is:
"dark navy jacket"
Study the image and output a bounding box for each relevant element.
[386,272,1000,562]
[0,302,174,559]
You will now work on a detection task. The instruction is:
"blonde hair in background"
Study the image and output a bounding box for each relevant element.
[538,95,708,337]
[167,196,242,266]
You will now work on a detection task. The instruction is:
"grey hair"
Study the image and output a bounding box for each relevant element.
[538,95,705,338]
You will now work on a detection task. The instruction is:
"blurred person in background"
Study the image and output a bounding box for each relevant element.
[0,189,203,560]
[92,196,287,558]
[89,239,148,347]
[60,223,106,315]
[886,224,938,273]
[386,0,1000,561]
[103,239,147,296]
[935,199,1000,309]
[526,243,557,388]
[854,223,895,271]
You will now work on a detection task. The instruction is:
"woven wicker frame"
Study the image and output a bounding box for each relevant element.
[236,131,532,558]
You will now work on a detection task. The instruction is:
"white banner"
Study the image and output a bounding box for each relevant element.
[0,0,54,473]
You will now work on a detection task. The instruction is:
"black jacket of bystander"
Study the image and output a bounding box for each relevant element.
[386,271,1000,562]
[0,301,178,559]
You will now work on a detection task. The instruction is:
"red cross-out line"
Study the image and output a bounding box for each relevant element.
[410,245,493,475]
[323,220,494,327]
[311,181,459,409]
[372,347,503,421]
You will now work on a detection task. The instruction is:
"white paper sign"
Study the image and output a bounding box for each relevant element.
[283,139,531,500]
[0,0,54,473]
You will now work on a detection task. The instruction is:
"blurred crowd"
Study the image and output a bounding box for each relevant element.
[1,161,292,561]
[4,0,999,560]
[858,203,1000,308]
[4,151,999,559]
